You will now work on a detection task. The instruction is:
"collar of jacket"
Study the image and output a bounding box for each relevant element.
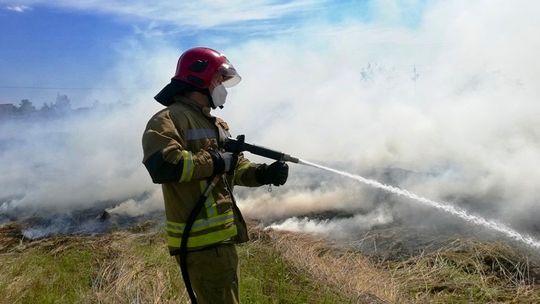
[173,95,213,118]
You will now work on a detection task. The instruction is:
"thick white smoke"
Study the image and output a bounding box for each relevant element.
[228,0,540,240]
[0,40,177,219]
[106,189,163,217]
[267,207,393,240]
[0,103,156,213]
[2,1,539,246]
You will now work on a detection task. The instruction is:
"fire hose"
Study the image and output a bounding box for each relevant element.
[179,135,299,304]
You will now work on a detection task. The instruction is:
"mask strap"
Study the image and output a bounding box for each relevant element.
[205,89,217,109]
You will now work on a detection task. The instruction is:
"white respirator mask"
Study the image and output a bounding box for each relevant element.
[210,84,228,109]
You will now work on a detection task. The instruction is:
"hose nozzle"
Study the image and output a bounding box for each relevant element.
[224,135,299,164]
[282,154,299,163]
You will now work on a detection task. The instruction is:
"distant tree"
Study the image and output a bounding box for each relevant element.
[50,94,72,115]
[18,99,36,113]
[54,94,71,109]
[40,102,53,116]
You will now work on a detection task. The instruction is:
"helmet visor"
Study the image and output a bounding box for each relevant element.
[219,63,242,88]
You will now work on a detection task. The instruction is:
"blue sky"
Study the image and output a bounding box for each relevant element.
[0,7,129,91]
[0,0,427,105]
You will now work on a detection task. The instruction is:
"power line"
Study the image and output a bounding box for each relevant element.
[0,86,144,90]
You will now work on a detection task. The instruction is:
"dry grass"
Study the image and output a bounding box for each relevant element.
[0,224,187,304]
[390,239,540,303]
[0,223,354,303]
[1,229,106,303]
[253,226,397,303]
[2,222,539,303]
[91,232,188,304]
[254,225,540,304]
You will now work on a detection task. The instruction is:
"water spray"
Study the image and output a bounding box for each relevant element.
[298,159,540,250]
[226,135,540,251]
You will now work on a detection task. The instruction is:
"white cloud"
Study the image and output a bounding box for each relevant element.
[1,0,325,29]
[4,4,31,12]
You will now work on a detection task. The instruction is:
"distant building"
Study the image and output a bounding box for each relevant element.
[0,103,18,117]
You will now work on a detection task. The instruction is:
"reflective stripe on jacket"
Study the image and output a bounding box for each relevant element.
[142,96,262,254]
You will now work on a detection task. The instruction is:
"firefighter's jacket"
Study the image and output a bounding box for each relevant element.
[142,96,262,255]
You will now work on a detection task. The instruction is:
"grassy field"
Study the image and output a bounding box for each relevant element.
[0,223,350,304]
[0,222,539,303]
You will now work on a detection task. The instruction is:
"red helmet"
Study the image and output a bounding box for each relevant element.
[155,47,241,106]
[173,47,241,89]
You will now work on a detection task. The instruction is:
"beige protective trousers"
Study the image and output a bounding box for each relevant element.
[175,244,239,304]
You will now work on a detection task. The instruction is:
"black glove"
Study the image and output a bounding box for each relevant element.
[209,151,238,175]
[256,161,289,186]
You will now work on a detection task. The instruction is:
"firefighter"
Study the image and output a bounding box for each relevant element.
[142,47,289,304]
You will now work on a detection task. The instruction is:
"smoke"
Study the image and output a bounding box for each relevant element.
[106,190,163,217]
[0,39,177,223]
[2,0,540,248]
[229,0,540,244]
[0,105,153,211]
[267,207,393,239]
